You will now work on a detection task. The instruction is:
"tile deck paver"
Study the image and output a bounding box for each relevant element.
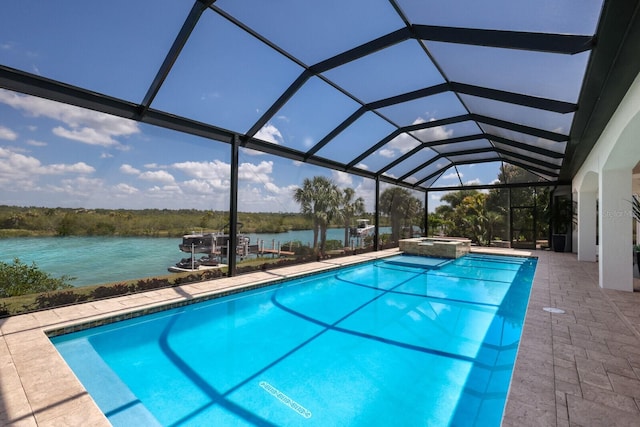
[1,248,640,426]
[502,250,640,427]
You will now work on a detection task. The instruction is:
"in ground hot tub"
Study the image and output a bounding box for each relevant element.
[398,237,471,258]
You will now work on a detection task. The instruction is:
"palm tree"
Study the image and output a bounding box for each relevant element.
[439,190,483,238]
[339,188,366,247]
[380,187,422,242]
[293,176,341,254]
[459,192,488,244]
[404,196,423,237]
[293,178,318,250]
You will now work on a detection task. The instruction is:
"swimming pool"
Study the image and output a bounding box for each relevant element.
[51,253,536,426]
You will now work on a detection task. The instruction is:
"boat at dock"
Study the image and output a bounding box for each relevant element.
[168,231,250,272]
[168,255,222,273]
[349,219,375,238]
[348,219,376,248]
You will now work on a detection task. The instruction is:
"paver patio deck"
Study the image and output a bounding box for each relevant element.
[1,249,639,426]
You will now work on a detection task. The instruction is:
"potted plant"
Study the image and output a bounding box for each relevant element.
[551,196,576,252]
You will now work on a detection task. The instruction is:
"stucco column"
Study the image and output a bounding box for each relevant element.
[599,168,633,291]
[577,190,598,262]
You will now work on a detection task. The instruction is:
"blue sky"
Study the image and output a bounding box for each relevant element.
[0,88,500,212]
[0,88,392,212]
[0,1,602,213]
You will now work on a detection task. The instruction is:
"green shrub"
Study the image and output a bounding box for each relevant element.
[324,239,343,251]
[200,269,224,280]
[87,222,116,236]
[134,278,169,292]
[0,258,74,298]
[35,290,84,309]
[281,241,314,256]
[91,284,132,299]
[172,274,200,285]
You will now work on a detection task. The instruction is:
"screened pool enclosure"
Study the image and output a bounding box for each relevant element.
[1,0,640,274]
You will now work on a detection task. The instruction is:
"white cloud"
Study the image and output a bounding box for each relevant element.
[4,145,28,154]
[350,179,377,212]
[239,160,273,184]
[139,170,176,184]
[52,126,121,148]
[45,162,95,175]
[386,133,420,155]
[0,125,17,140]
[404,176,418,184]
[181,179,215,195]
[379,148,396,158]
[26,139,47,147]
[379,118,454,161]
[120,164,141,175]
[48,176,105,197]
[173,159,229,181]
[442,172,460,180]
[147,184,183,197]
[412,123,454,143]
[114,183,139,195]
[240,146,265,156]
[332,170,353,187]
[255,123,283,145]
[0,89,140,148]
[0,148,94,186]
[0,148,42,184]
[263,181,282,194]
[465,178,482,185]
[240,185,289,212]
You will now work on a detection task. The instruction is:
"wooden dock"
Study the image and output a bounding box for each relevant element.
[258,248,295,256]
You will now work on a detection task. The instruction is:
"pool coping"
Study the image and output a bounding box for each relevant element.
[3,247,640,426]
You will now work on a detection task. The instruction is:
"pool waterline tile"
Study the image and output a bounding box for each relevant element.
[2,248,640,426]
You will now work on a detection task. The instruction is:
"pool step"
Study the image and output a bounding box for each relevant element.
[383,256,453,270]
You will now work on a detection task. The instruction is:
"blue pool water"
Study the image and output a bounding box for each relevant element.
[52,253,536,426]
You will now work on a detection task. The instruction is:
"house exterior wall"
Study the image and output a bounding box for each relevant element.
[572,72,640,291]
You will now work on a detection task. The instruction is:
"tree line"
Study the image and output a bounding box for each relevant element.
[0,181,425,249]
[293,176,424,253]
[0,207,319,238]
[428,165,551,246]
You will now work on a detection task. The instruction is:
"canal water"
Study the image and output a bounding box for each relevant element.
[0,228,390,287]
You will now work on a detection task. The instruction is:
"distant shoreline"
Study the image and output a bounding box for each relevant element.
[0,206,382,238]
